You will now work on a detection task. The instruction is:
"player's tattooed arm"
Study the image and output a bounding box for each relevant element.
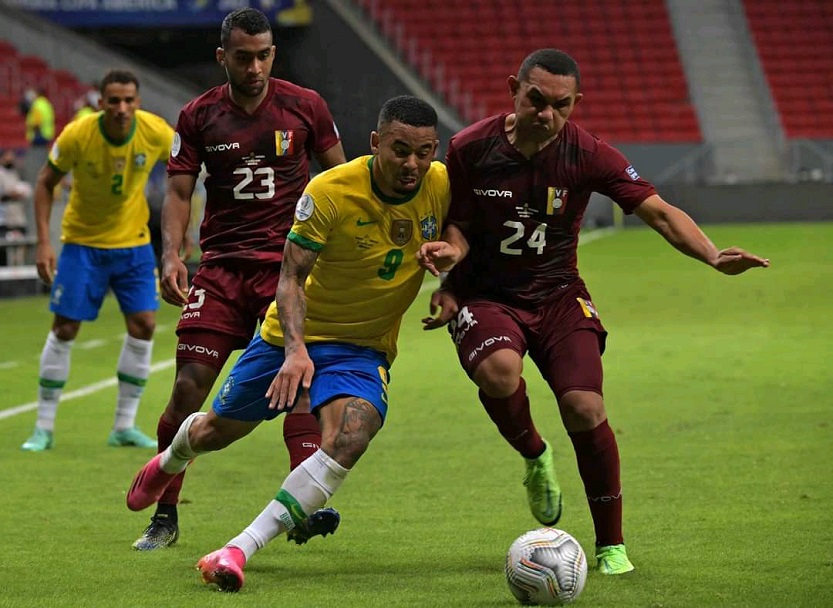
[276,240,320,352]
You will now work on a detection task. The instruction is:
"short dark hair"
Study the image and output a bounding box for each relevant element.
[99,69,140,95]
[221,8,272,48]
[377,95,438,130]
[518,49,581,90]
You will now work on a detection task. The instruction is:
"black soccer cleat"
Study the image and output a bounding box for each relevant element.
[286,507,341,545]
[132,513,180,551]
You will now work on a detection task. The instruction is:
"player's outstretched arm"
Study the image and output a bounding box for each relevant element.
[416,224,470,276]
[160,173,197,306]
[33,163,63,285]
[633,194,770,274]
[268,240,320,411]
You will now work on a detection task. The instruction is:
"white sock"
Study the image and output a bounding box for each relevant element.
[159,412,204,474]
[226,500,292,561]
[36,331,73,432]
[113,335,153,431]
[227,449,350,560]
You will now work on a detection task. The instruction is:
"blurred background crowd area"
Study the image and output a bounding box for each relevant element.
[0,0,831,284]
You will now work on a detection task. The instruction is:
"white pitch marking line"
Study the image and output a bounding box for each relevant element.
[77,339,107,350]
[0,324,175,374]
[0,360,176,421]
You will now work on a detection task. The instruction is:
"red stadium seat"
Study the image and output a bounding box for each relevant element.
[743,0,833,138]
[0,39,18,56]
[364,0,701,143]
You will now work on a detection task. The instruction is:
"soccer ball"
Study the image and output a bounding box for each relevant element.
[505,527,588,605]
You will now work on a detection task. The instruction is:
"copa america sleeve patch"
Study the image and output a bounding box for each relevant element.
[295,193,314,221]
[171,132,181,157]
[50,142,59,160]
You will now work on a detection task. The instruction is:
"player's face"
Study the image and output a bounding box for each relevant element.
[217,28,275,99]
[99,82,139,141]
[509,67,582,143]
[370,121,438,196]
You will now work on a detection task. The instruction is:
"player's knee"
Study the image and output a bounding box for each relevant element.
[51,317,81,341]
[52,325,80,341]
[473,354,522,398]
[477,375,520,398]
[125,313,156,340]
[558,390,606,431]
[323,429,374,469]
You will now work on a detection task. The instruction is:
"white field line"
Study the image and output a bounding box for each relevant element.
[0,360,176,421]
[0,230,618,421]
[0,324,174,373]
[76,339,107,350]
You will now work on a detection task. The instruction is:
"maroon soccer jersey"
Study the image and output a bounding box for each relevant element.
[168,78,340,264]
[446,115,656,307]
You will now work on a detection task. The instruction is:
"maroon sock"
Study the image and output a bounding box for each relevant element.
[283,413,321,471]
[157,414,186,506]
[568,419,623,546]
[478,378,546,459]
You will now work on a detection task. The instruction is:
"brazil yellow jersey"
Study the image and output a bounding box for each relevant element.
[260,155,450,363]
[48,110,174,248]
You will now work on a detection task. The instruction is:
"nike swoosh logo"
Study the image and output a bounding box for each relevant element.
[356,219,378,226]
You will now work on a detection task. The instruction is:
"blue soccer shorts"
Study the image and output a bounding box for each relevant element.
[49,243,160,321]
[212,334,391,423]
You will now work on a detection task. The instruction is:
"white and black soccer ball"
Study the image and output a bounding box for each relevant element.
[505,528,588,605]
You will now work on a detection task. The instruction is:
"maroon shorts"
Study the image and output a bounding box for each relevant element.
[175,262,280,370]
[450,279,608,399]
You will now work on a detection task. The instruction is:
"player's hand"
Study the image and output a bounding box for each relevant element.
[422,288,459,330]
[713,247,770,275]
[160,251,190,307]
[35,241,56,286]
[266,349,314,411]
[416,241,462,277]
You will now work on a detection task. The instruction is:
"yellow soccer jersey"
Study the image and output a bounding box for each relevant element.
[261,155,450,363]
[49,110,174,248]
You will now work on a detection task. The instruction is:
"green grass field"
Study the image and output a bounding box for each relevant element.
[1,222,831,607]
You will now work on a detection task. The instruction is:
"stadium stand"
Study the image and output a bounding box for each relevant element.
[355,0,702,143]
[742,0,833,139]
[0,38,87,151]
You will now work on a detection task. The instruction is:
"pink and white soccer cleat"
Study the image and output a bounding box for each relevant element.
[126,453,177,511]
[197,547,246,592]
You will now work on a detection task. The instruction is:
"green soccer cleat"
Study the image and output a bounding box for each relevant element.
[523,440,563,526]
[21,427,54,452]
[107,427,157,448]
[595,544,635,575]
